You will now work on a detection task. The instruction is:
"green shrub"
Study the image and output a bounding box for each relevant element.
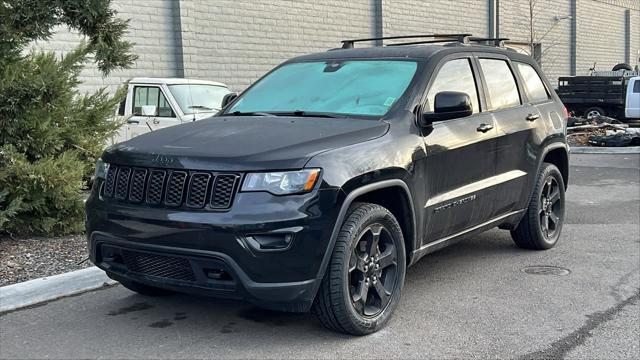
[0,146,85,235]
[0,47,127,236]
[0,0,135,236]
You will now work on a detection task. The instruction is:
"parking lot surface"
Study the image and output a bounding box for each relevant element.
[1,153,638,359]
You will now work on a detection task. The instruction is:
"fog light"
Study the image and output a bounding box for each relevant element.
[246,233,294,251]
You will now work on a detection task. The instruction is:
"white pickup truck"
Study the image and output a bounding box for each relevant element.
[113,78,231,143]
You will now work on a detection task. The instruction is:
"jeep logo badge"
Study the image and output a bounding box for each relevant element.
[151,154,174,166]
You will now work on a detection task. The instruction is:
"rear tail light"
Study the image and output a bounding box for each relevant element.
[562,106,570,136]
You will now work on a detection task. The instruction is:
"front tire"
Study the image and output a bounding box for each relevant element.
[511,163,566,250]
[313,203,406,335]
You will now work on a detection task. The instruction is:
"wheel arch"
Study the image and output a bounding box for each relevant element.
[541,144,569,189]
[310,179,417,298]
[350,184,416,265]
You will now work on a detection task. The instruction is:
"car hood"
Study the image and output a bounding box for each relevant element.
[103,115,389,171]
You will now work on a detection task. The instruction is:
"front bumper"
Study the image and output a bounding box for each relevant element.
[86,184,342,312]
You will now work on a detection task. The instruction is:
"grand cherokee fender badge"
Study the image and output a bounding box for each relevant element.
[433,194,477,213]
[151,154,175,166]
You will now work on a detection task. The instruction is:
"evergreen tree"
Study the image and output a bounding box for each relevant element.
[0,0,137,235]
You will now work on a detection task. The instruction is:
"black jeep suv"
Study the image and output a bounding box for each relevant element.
[86,34,569,335]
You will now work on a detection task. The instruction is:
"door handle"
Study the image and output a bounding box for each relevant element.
[152,119,160,125]
[526,113,540,121]
[476,123,494,133]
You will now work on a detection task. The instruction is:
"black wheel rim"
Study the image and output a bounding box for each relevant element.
[539,175,563,241]
[348,223,398,317]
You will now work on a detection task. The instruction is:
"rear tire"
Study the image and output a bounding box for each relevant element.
[511,163,565,250]
[117,278,175,296]
[313,203,406,335]
[584,107,605,119]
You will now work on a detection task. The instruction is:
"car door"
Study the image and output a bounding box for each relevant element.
[421,55,498,242]
[475,55,538,218]
[128,85,181,139]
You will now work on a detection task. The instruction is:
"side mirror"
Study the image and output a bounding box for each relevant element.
[221,92,239,109]
[420,91,473,126]
[141,105,157,116]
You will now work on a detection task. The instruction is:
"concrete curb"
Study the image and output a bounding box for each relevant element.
[0,266,116,313]
[570,146,640,154]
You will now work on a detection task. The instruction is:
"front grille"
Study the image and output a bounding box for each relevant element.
[164,171,187,206]
[104,166,118,196]
[128,168,147,203]
[114,167,131,200]
[122,250,196,281]
[186,173,211,208]
[102,164,239,211]
[212,175,239,209]
[146,170,166,205]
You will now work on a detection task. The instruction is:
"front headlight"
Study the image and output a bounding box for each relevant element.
[241,169,320,195]
[94,158,110,180]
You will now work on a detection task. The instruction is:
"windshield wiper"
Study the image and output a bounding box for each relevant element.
[272,110,341,118]
[226,110,342,118]
[189,105,214,110]
[228,111,275,116]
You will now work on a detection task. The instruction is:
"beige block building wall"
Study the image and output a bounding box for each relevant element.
[32,0,640,94]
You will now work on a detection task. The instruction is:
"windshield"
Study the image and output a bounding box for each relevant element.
[169,84,231,114]
[227,60,418,117]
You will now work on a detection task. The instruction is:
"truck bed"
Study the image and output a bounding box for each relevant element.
[557,76,626,105]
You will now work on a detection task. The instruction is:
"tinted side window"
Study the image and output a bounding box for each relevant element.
[426,58,480,113]
[515,62,549,102]
[479,59,521,110]
[634,81,640,93]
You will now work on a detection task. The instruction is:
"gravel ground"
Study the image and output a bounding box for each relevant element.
[0,234,90,287]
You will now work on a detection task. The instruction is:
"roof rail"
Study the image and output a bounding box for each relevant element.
[340,33,472,49]
[468,37,510,47]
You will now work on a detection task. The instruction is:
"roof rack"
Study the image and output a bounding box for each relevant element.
[340,34,472,49]
[468,37,510,47]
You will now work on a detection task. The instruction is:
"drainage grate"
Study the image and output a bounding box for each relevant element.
[521,265,571,276]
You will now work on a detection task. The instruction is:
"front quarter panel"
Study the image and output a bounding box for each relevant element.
[305,113,427,249]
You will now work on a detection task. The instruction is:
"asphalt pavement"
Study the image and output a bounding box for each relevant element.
[1,153,638,359]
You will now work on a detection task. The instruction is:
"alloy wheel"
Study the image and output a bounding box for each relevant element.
[586,110,602,119]
[539,176,563,241]
[348,223,398,317]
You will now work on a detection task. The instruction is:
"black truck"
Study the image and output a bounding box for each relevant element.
[557,72,640,126]
[86,34,570,335]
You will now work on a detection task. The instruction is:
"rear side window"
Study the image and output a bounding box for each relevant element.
[426,58,480,113]
[515,62,549,102]
[634,81,640,93]
[479,59,521,110]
